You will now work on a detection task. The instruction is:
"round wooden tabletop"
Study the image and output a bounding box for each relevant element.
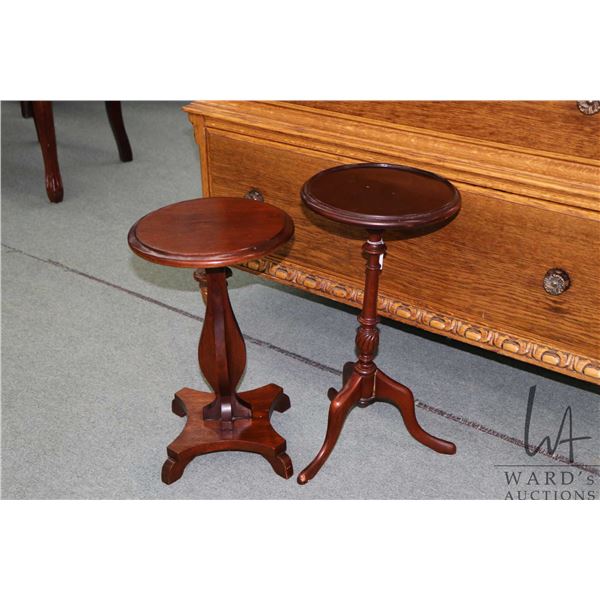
[128,197,294,268]
[301,163,461,230]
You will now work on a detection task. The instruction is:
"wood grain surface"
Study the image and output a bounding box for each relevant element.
[128,196,294,268]
[292,101,600,161]
[185,101,600,383]
[185,101,600,214]
[301,162,460,229]
[128,198,295,483]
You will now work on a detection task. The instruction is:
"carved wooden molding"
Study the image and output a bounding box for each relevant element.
[185,101,600,215]
[240,257,600,384]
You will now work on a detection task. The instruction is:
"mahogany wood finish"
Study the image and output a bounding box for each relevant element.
[31,101,63,203]
[298,163,460,484]
[184,101,600,384]
[27,101,133,202]
[302,162,460,229]
[105,101,133,162]
[128,197,295,483]
[20,101,33,118]
[128,197,293,268]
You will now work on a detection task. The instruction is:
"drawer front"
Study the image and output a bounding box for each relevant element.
[205,128,600,362]
[293,101,600,161]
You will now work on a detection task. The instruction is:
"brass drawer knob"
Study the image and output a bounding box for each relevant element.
[576,101,600,115]
[543,268,571,295]
[244,188,264,202]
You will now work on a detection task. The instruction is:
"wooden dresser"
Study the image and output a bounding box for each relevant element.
[184,101,600,385]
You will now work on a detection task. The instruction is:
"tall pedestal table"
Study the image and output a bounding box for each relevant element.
[297,163,461,484]
[128,197,295,483]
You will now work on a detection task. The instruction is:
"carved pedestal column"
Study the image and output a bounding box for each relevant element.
[298,230,456,485]
[194,267,251,424]
[161,267,293,484]
[354,231,385,403]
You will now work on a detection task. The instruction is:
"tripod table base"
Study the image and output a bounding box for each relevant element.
[298,362,456,485]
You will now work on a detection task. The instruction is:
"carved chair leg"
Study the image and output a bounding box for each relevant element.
[105,101,133,162]
[20,101,33,118]
[375,370,456,455]
[298,372,362,484]
[31,101,63,203]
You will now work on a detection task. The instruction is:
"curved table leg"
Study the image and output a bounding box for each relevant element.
[327,361,355,401]
[375,369,456,455]
[298,372,362,484]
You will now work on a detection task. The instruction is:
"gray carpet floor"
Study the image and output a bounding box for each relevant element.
[2,101,599,499]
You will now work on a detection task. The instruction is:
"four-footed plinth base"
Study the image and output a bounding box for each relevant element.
[162,384,293,484]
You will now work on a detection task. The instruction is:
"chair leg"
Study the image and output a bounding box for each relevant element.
[20,101,33,118]
[31,101,63,203]
[105,101,133,162]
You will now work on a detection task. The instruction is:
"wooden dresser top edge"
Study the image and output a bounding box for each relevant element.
[183,101,600,214]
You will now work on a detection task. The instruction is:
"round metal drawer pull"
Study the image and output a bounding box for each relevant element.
[576,101,600,115]
[244,188,264,202]
[543,268,571,295]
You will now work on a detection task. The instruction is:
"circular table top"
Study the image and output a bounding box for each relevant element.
[128,197,294,268]
[301,163,461,230]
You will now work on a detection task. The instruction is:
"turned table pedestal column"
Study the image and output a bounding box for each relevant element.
[297,163,462,484]
[128,197,295,483]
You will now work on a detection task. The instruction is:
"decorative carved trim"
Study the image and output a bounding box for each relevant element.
[356,322,380,355]
[576,101,600,116]
[240,257,600,384]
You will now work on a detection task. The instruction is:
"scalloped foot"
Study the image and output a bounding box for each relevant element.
[267,451,293,478]
[161,456,188,485]
[272,392,291,414]
[171,394,187,417]
[162,385,293,484]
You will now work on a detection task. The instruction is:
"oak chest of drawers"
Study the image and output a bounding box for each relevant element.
[184,101,600,385]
